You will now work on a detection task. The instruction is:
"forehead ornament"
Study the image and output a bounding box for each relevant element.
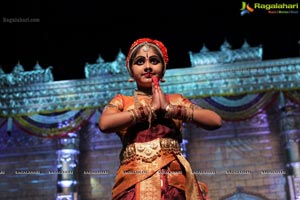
[142,43,150,52]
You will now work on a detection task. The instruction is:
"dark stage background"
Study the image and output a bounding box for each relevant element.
[0,0,299,81]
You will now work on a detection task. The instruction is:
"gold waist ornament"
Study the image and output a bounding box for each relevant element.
[121,138,181,164]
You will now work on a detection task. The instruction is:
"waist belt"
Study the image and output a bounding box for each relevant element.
[121,138,181,164]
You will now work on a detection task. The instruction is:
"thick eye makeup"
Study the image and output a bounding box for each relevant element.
[133,56,161,66]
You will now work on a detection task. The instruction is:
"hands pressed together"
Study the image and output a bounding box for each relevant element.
[150,76,169,112]
[150,76,222,130]
[99,76,222,133]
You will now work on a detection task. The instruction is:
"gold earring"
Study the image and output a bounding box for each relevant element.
[128,78,134,82]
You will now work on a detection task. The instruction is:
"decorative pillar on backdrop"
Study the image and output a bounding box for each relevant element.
[56,132,80,200]
[181,122,189,158]
[279,92,300,200]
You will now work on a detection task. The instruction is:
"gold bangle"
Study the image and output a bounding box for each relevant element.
[128,110,136,124]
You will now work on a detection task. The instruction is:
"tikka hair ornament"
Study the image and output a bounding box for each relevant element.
[142,43,150,52]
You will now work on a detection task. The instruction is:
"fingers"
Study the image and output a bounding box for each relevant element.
[151,85,160,111]
[152,82,156,94]
[151,84,168,111]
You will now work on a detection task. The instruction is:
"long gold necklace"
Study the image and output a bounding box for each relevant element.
[133,90,154,128]
[133,90,152,108]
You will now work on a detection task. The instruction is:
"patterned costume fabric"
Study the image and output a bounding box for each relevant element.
[102,92,208,200]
